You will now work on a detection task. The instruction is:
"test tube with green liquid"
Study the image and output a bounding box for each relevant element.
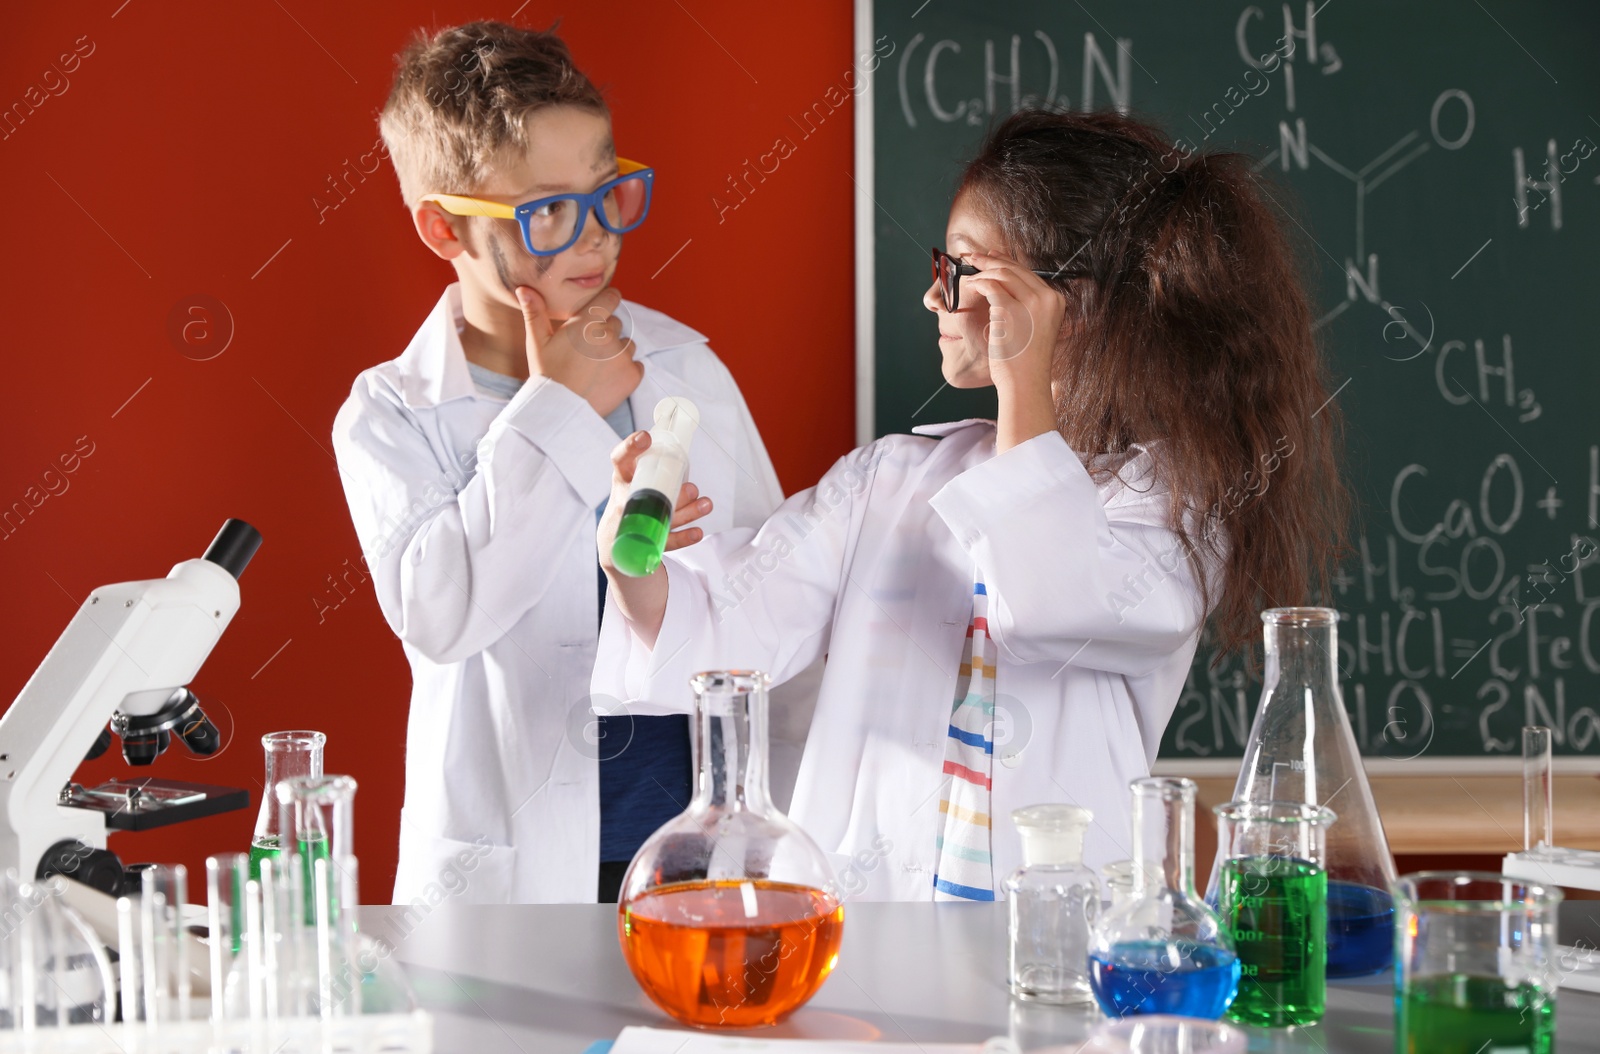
[1214,800,1335,1028]
[275,774,356,928]
[611,397,700,578]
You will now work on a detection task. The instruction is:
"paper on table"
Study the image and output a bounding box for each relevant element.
[607,1027,1006,1053]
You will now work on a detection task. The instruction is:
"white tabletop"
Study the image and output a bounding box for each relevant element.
[357,901,1600,1052]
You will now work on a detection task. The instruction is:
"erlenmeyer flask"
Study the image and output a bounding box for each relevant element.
[1207,608,1397,977]
[1089,777,1239,1020]
[617,671,843,1030]
[250,731,325,879]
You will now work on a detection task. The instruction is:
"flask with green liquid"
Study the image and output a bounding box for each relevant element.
[249,731,325,879]
[611,397,700,577]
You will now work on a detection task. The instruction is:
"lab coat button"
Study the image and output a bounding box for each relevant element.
[1000,752,1022,769]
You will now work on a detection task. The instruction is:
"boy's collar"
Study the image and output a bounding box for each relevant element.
[396,283,706,409]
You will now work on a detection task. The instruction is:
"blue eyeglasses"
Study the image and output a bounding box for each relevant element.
[421,159,655,257]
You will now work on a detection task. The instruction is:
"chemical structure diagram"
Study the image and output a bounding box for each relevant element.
[1238,7,1477,374]
[1236,3,1598,432]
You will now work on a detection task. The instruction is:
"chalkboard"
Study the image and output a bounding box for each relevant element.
[858,0,1600,758]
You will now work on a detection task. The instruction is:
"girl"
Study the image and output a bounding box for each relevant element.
[592,108,1347,901]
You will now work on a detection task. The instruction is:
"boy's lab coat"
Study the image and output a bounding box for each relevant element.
[333,284,786,903]
[595,421,1211,900]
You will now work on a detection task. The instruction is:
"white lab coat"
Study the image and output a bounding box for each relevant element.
[332,283,789,903]
[594,420,1211,900]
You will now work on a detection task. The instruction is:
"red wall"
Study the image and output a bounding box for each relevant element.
[0,2,856,901]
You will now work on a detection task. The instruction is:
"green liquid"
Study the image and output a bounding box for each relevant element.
[248,836,280,880]
[299,833,334,925]
[611,490,673,577]
[1397,974,1553,1054]
[236,835,340,948]
[1221,856,1327,1027]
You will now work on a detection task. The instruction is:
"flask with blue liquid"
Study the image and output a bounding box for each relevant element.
[1088,777,1240,1020]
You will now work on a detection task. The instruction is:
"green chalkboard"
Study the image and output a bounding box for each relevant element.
[862,0,1600,758]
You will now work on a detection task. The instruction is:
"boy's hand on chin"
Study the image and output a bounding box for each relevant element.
[518,285,643,416]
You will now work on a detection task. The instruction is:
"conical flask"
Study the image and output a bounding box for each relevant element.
[1207,608,1396,977]
[249,731,324,880]
[617,671,843,1030]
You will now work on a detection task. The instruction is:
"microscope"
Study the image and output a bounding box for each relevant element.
[0,519,261,896]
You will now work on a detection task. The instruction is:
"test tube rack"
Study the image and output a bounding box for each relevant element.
[1503,847,1600,994]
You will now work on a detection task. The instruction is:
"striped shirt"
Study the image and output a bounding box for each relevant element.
[933,579,996,901]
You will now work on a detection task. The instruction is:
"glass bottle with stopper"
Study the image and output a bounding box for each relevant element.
[1207,608,1396,977]
[1089,777,1239,1020]
[616,670,844,1029]
[250,731,325,879]
[612,397,700,578]
[1004,803,1100,1004]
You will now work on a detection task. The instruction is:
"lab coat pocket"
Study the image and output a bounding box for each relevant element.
[394,812,515,907]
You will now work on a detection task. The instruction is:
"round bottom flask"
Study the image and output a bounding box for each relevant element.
[617,671,844,1029]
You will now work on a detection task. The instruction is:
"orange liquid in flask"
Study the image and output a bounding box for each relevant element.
[619,879,845,1028]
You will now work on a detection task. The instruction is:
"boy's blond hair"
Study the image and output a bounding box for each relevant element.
[379,20,606,209]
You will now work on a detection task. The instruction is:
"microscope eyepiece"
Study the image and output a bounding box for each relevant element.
[202,519,262,580]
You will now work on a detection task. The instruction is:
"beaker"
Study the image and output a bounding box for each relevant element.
[1213,801,1333,1027]
[1089,777,1238,1020]
[251,731,325,879]
[1394,871,1559,1054]
[1004,803,1100,1005]
[1210,608,1395,976]
[0,871,114,1030]
[617,670,843,1029]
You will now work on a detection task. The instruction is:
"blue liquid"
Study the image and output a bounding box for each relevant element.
[1326,881,1393,977]
[1088,940,1241,1019]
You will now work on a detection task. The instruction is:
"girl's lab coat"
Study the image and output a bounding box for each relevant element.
[332,284,785,903]
[594,421,1211,900]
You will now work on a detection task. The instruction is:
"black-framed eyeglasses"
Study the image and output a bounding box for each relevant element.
[931,247,1090,312]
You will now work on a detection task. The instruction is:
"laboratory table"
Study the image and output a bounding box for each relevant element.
[358,901,1600,1052]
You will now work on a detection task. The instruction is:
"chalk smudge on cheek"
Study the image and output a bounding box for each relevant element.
[489,228,555,302]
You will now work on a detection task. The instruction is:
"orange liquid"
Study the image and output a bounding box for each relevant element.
[619,879,845,1029]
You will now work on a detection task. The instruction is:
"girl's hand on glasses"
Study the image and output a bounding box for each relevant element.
[517,285,641,416]
[962,253,1067,451]
[959,253,1066,379]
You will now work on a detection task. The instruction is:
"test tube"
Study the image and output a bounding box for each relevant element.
[205,853,247,1024]
[1523,726,1553,852]
[276,774,361,1017]
[611,397,701,577]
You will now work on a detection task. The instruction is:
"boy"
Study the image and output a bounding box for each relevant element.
[333,21,789,903]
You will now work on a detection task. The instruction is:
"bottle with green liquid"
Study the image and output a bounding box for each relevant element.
[250,731,325,880]
[611,397,701,578]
